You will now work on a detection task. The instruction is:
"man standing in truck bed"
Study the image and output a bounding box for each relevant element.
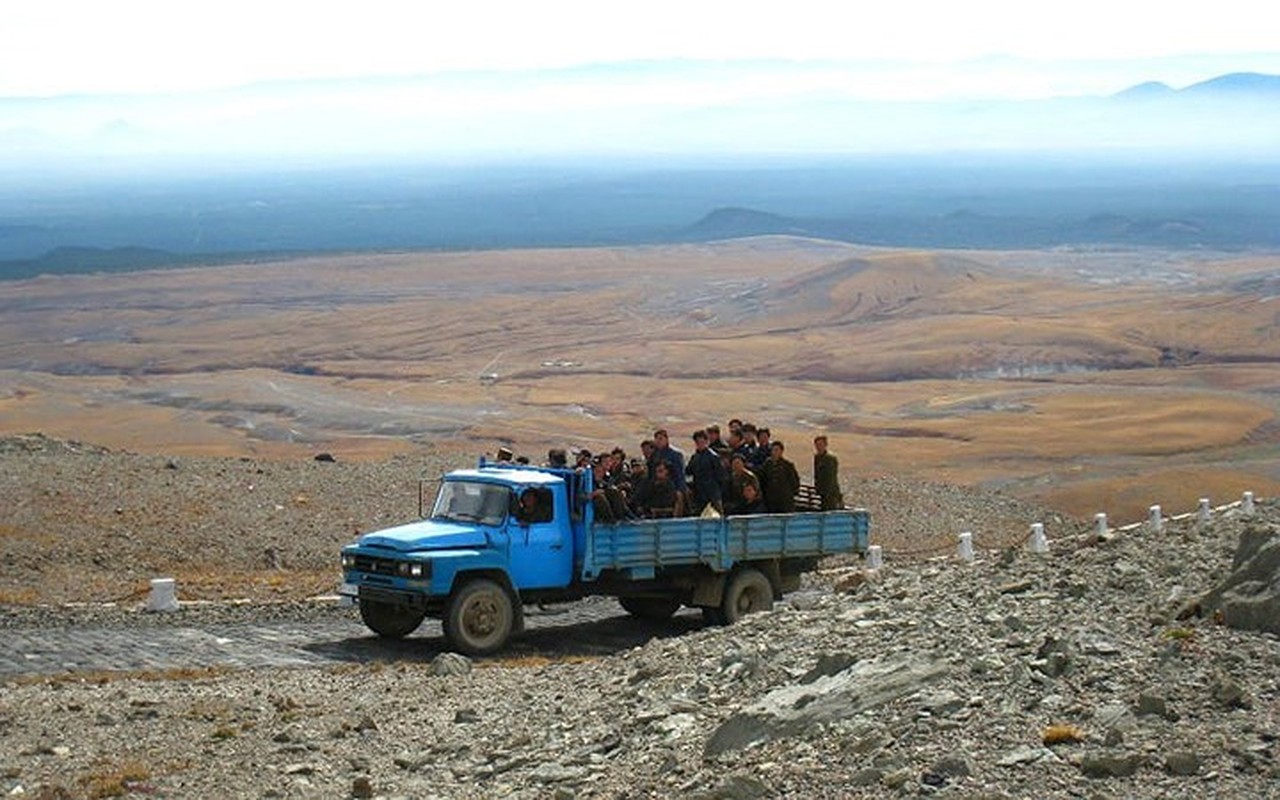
[762,440,800,514]
[649,428,686,491]
[813,435,844,511]
[686,429,726,514]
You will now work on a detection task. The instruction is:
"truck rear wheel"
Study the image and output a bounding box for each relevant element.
[359,598,426,639]
[619,596,682,620]
[444,578,514,656]
[721,568,774,624]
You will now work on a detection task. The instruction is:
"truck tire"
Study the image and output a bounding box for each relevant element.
[720,568,774,624]
[618,596,682,620]
[359,599,426,639]
[443,578,514,656]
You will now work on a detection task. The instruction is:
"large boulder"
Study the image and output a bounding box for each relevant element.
[703,653,949,757]
[1195,525,1280,635]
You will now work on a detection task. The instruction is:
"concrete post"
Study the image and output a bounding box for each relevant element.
[958,531,974,562]
[1242,491,1255,515]
[1094,512,1108,537]
[1028,522,1048,554]
[866,544,883,570]
[146,577,179,612]
[1148,504,1163,533]
[1198,498,1211,524]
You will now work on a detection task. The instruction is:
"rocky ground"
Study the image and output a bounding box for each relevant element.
[1,435,1278,798]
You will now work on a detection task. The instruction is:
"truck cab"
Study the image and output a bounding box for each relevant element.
[341,464,585,654]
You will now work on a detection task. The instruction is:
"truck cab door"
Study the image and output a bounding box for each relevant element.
[507,485,573,589]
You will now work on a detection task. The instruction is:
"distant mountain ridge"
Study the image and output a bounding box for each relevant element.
[2,67,1278,165]
[684,197,1280,250]
[1114,71,1280,99]
[1184,72,1280,94]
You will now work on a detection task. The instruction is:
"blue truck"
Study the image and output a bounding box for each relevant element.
[339,459,869,655]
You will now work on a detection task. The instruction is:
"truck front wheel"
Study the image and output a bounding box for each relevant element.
[720,568,774,624]
[619,595,682,620]
[444,578,514,656]
[359,599,426,639]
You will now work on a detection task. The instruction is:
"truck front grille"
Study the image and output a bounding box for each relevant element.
[354,554,402,576]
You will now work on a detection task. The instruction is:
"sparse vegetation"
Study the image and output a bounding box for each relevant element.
[2,240,1280,603]
[81,760,152,799]
[1042,724,1086,745]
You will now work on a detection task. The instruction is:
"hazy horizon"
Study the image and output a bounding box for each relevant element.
[2,3,1279,265]
[4,1,1280,165]
[6,1,1278,97]
[4,62,1280,170]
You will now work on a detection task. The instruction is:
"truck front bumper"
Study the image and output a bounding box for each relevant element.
[342,570,445,611]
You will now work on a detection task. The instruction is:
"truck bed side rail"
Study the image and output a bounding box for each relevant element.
[580,508,869,580]
[725,509,867,561]
[582,516,722,580]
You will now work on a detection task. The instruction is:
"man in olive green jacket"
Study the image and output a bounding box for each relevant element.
[813,435,844,511]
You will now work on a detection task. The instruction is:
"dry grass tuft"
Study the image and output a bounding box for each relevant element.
[12,665,234,687]
[81,759,152,799]
[1042,724,1086,745]
[490,654,601,669]
[0,586,39,604]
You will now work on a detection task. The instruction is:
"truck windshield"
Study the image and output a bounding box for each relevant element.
[431,480,512,526]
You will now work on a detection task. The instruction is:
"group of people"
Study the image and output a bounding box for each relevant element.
[496,420,844,523]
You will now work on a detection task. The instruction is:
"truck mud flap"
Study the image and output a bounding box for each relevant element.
[690,571,727,607]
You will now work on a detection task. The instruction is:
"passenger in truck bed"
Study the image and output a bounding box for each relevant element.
[589,457,632,522]
[644,461,682,518]
[762,440,801,514]
[731,480,765,515]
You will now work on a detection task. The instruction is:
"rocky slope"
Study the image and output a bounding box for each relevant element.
[1,436,1277,798]
[0,433,1071,606]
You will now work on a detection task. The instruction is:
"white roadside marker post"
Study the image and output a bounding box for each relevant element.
[1095,512,1108,537]
[1242,491,1255,516]
[146,577,180,613]
[958,531,975,562]
[866,544,883,570]
[1149,504,1163,533]
[1198,498,1212,525]
[1029,522,1048,554]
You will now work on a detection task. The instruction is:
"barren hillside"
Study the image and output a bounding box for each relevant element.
[2,238,1280,521]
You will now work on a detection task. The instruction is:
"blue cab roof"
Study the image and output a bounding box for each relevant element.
[446,465,571,487]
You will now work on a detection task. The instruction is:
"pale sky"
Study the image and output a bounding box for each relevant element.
[3,0,1278,99]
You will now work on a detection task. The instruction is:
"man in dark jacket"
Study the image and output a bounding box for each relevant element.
[813,435,844,510]
[724,453,760,515]
[685,429,726,514]
[762,440,801,513]
[732,480,765,515]
[644,461,680,518]
[649,428,686,490]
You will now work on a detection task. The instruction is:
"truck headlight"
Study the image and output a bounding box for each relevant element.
[341,553,355,569]
[397,561,425,578]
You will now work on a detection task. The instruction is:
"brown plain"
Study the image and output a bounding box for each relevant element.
[4,237,1280,524]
